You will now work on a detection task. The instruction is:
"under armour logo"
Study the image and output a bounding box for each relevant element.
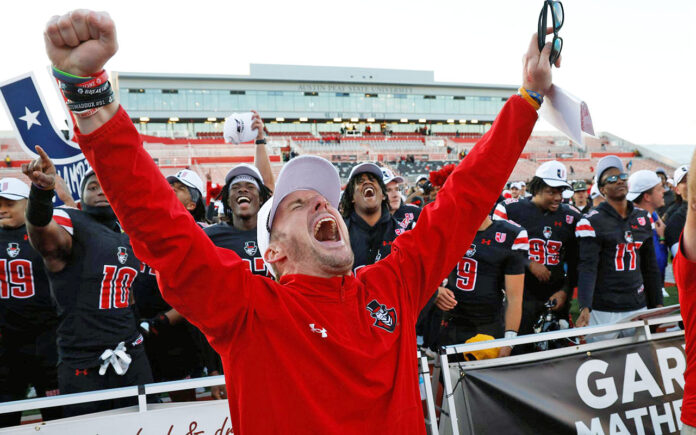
[75,369,88,376]
[309,323,327,338]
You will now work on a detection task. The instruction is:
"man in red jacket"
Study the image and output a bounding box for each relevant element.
[40,10,558,434]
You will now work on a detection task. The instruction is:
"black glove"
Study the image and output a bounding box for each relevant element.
[139,313,171,336]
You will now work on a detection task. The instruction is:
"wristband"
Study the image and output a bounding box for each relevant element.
[53,67,113,118]
[27,185,55,227]
[255,138,267,145]
[504,330,517,348]
[517,87,542,110]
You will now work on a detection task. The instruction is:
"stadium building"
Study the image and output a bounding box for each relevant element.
[114,64,513,138]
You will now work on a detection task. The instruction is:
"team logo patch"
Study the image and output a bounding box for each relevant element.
[366,299,397,333]
[244,241,258,256]
[398,213,414,229]
[495,232,506,243]
[395,228,405,236]
[566,215,574,224]
[117,247,128,264]
[543,226,552,239]
[637,217,646,226]
[624,231,633,243]
[6,243,20,258]
[466,244,476,257]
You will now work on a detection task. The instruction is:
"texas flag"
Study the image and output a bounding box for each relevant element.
[0,72,91,203]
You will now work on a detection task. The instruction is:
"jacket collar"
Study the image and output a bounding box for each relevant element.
[278,273,358,302]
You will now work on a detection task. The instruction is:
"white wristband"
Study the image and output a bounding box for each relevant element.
[504,330,518,343]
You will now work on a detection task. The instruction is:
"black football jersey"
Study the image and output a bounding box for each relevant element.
[392,203,421,231]
[445,220,527,322]
[48,208,143,366]
[0,225,57,337]
[494,198,581,300]
[204,223,267,276]
[345,205,402,273]
[576,201,663,312]
[665,203,687,258]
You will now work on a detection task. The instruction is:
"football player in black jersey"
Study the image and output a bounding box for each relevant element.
[576,156,663,341]
[22,148,152,417]
[382,168,421,231]
[434,215,527,357]
[0,178,62,427]
[340,162,401,272]
[493,161,580,353]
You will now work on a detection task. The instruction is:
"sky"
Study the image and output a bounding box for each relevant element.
[0,0,695,146]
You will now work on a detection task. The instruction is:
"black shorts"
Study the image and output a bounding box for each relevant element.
[0,328,61,427]
[58,345,153,418]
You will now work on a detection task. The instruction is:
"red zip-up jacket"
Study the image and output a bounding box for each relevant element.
[75,95,537,434]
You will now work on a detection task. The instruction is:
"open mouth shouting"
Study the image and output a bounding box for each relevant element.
[312,215,343,246]
[362,185,376,199]
[236,196,251,207]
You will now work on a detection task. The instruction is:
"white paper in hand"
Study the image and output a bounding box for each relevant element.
[538,85,595,145]
[223,112,258,144]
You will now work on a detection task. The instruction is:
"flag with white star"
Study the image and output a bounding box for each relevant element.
[0,72,91,203]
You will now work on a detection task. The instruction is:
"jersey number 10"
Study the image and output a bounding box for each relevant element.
[99,265,138,309]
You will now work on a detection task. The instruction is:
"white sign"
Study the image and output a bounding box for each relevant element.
[539,85,595,145]
[0,401,233,435]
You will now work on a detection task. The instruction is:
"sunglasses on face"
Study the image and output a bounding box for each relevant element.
[537,1,564,65]
[602,173,628,185]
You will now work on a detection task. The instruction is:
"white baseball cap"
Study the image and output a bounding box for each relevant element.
[590,183,602,199]
[627,170,662,202]
[257,155,341,277]
[510,182,521,190]
[348,162,383,182]
[224,163,264,186]
[166,169,206,199]
[595,155,624,185]
[535,161,571,188]
[381,168,404,185]
[223,112,258,144]
[0,178,29,200]
[674,165,689,185]
[562,189,574,200]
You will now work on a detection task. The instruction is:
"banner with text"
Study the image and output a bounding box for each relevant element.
[452,336,685,435]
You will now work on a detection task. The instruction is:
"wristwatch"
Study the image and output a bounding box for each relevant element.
[255,138,267,145]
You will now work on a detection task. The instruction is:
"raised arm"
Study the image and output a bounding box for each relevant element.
[22,146,72,272]
[375,32,557,313]
[44,10,258,340]
[251,110,275,191]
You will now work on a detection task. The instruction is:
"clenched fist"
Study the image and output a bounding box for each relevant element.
[44,10,118,77]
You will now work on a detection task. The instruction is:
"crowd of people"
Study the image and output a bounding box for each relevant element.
[1,8,695,434]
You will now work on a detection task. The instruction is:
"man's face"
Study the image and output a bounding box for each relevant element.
[676,177,689,202]
[0,197,26,229]
[573,190,588,204]
[270,190,353,277]
[520,185,527,195]
[351,173,384,214]
[170,181,195,211]
[510,187,520,199]
[385,181,401,211]
[657,173,668,187]
[82,175,109,207]
[599,168,628,201]
[535,185,564,212]
[644,182,665,209]
[229,181,261,219]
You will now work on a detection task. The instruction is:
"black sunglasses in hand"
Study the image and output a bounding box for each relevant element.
[537,0,564,65]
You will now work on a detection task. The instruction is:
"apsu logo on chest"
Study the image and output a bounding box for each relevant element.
[466,244,476,257]
[117,247,128,264]
[6,243,20,258]
[244,241,258,256]
[366,299,398,333]
[543,226,553,239]
[637,217,646,226]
